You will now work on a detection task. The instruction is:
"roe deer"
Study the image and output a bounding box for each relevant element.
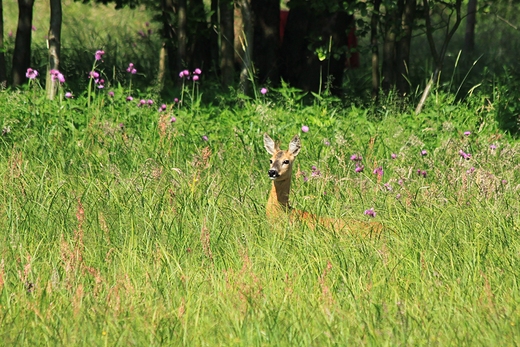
[263,133,382,235]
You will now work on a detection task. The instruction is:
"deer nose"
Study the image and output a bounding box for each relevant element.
[268,169,278,178]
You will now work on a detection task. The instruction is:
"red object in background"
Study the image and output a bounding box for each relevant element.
[279,9,359,69]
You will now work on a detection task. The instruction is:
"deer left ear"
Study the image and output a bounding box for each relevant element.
[263,133,278,155]
[288,135,301,156]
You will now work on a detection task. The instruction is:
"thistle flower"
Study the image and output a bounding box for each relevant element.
[373,166,383,177]
[391,153,397,159]
[301,125,309,133]
[421,150,427,156]
[350,154,362,161]
[194,68,202,75]
[355,165,364,173]
[459,150,471,160]
[65,92,73,98]
[464,131,471,136]
[260,87,268,95]
[126,96,133,101]
[170,116,176,123]
[108,91,115,97]
[193,75,199,81]
[95,50,105,61]
[364,208,376,218]
[26,68,38,79]
[202,135,208,141]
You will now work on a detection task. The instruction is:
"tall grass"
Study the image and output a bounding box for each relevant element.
[0,79,519,345]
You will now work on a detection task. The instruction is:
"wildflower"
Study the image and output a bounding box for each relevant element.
[126,63,137,74]
[97,79,105,88]
[108,91,115,97]
[350,154,362,161]
[65,92,73,98]
[138,30,146,38]
[160,104,167,111]
[384,183,392,191]
[311,166,321,177]
[364,208,376,218]
[396,193,401,200]
[194,68,202,75]
[260,87,268,95]
[417,170,427,177]
[464,131,471,136]
[89,71,100,79]
[170,116,176,123]
[324,140,330,146]
[126,96,133,101]
[301,125,309,133]
[502,179,507,185]
[147,99,154,105]
[202,135,208,141]
[459,150,471,160]
[303,176,309,182]
[174,98,179,103]
[373,166,383,177]
[355,165,364,173]
[26,68,38,79]
[421,150,427,156]
[489,144,497,150]
[398,179,404,186]
[95,50,105,61]
[193,75,199,81]
[466,167,475,174]
[118,123,124,131]
[179,71,185,78]
[391,153,397,159]
[138,99,146,107]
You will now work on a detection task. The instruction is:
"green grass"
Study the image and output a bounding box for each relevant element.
[0,82,519,345]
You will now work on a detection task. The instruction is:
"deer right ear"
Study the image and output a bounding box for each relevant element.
[288,135,301,157]
[263,133,277,155]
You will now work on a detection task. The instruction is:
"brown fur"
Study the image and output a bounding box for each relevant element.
[263,133,383,235]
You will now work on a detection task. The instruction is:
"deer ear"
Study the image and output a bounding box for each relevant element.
[263,133,277,155]
[288,135,301,156]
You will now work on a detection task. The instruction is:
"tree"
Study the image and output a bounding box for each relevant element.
[238,0,253,95]
[46,0,62,100]
[219,0,234,87]
[251,0,279,85]
[0,0,7,88]
[12,0,35,87]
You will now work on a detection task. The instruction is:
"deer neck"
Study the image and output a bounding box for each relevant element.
[267,174,292,215]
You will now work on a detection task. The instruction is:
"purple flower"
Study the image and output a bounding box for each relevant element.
[391,153,397,159]
[194,68,202,75]
[126,96,133,102]
[118,123,124,131]
[421,150,427,156]
[174,98,179,103]
[126,63,137,74]
[384,183,392,191]
[301,125,309,133]
[355,165,364,173]
[202,135,208,141]
[170,116,176,123]
[138,99,146,107]
[464,131,471,136]
[396,193,401,200]
[459,150,471,160]
[373,166,384,177]
[364,208,376,218]
[89,71,100,79]
[502,179,507,185]
[179,71,185,78]
[193,75,199,81]
[138,30,146,38]
[147,99,154,105]
[324,140,330,146]
[260,87,268,95]
[95,50,105,61]
[108,91,115,97]
[466,167,475,174]
[26,68,38,79]
[160,104,167,111]
[350,154,362,161]
[489,144,497,150]
[65,92,73,98]
[398,179,404,186]
[50,70,65,83]
[417,170,427,178]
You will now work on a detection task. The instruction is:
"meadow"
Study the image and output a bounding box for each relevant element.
[0,1,519,345]
[0,60,519,345]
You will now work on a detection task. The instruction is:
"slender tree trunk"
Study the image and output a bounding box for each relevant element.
[157,42,167,87]
[161,0,176,82]
[190,0,211,70]
[46,0,61,100]
[251,0,279,85]
[464,0,477,53]
[239,0,253,95]
[371,0,381,99]
[220,0,234,86]
[415,0,463,114]
[177,0,187,75]
[12,0,34,87]
[210,0,219,74]
[0,0,7,88]
[396,0,415,96]
[381,2,398,92]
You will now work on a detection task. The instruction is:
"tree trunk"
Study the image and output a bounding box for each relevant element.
[238,0,253,95]
[371,0,381,99]
[190,0,211,70]
[161,0,177,82]
[396,0,416,96]
[46,0,62,100]
[220,0,235,87]
[210,0,219,74]
[177,0,187,75]
[12,0,34,87]
[0,0,7,88]
[464,0,477,53]
[381,3,398,92]
[251,0,279,85]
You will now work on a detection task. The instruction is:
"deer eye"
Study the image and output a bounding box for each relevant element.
[283,160,290,165]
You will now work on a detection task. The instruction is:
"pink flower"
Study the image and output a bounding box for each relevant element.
[108,91,115,97]
[364,208,376,218]
[459,150,471,160]
[194,68,202,75]
[355,165,364,173]
[50,69,65,83]
[350,154,362,161]
[126,96,133,101]
[193,75,199,81]
[421,150,427,156]
[95,50,105,61]
[391,153,397,159]
[202,135,208,141]
[260,87,268,95]
[464,131,471,136]
[170,116,176,123]
[26,68,38,79]
[373,167,383,177]
[65,92,73,98]
[138,99,146,107]
[301,125,309,133]
[89,71,100,79]
[147,99,154,105]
